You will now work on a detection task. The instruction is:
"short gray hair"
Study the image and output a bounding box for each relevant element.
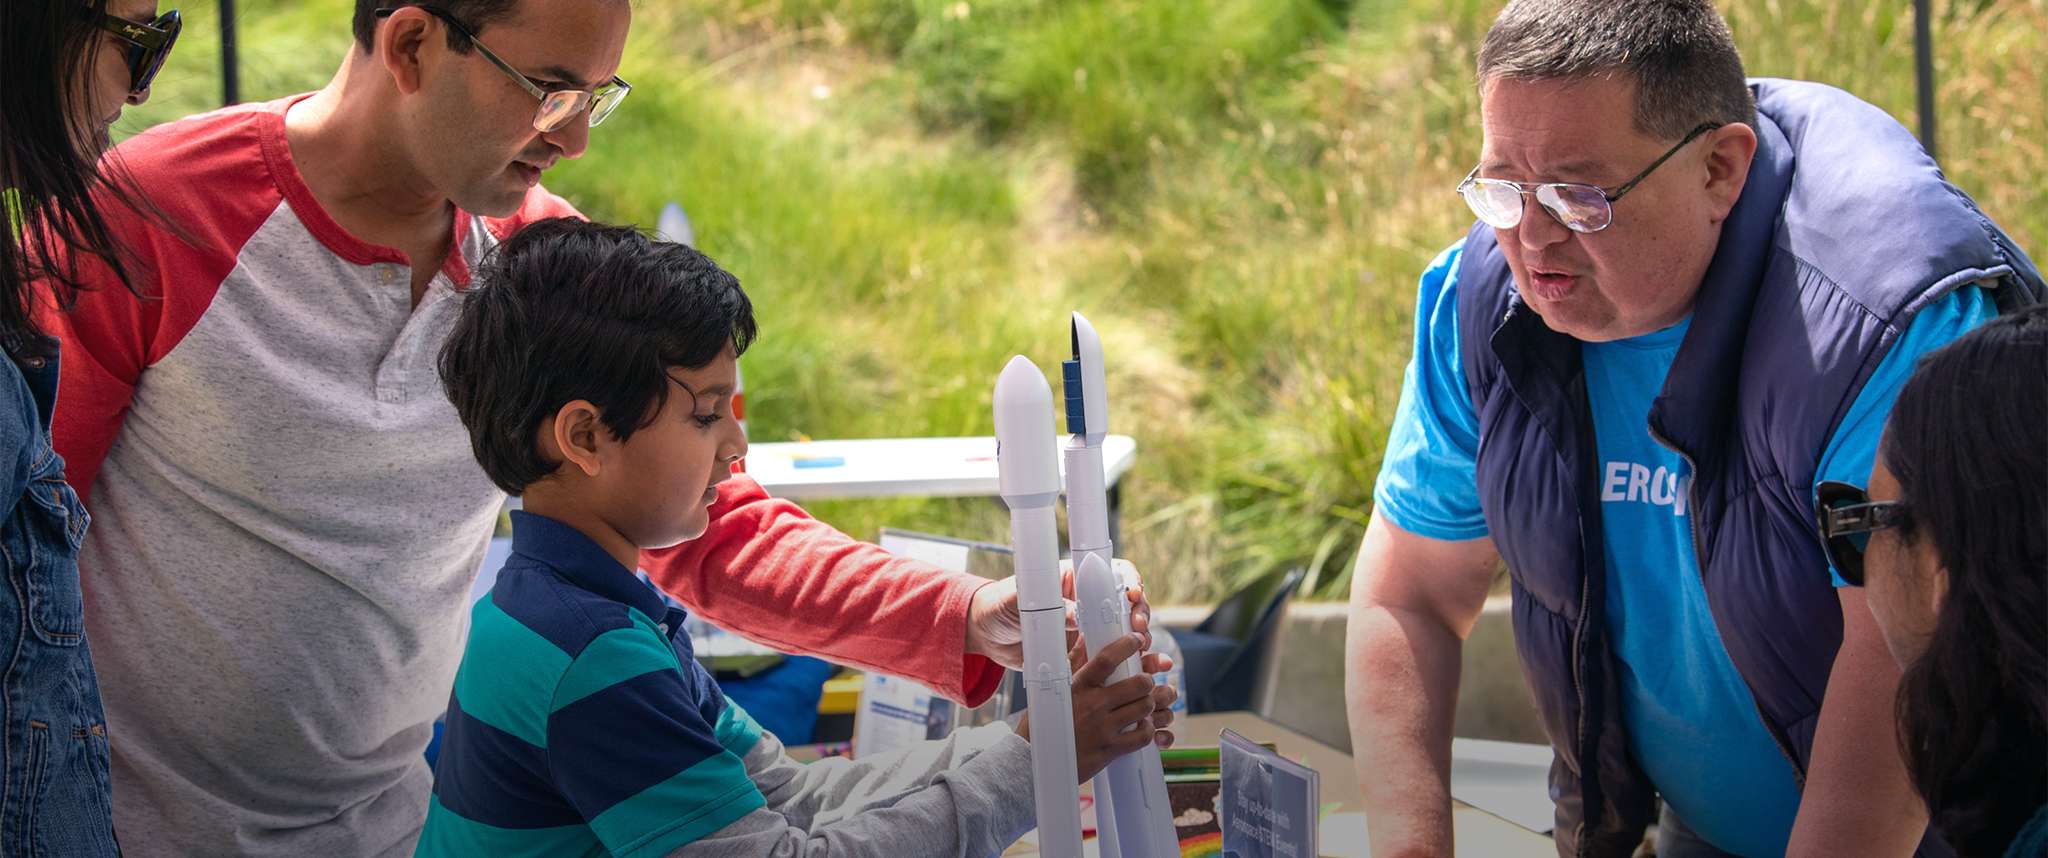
[1477,0,1756,140]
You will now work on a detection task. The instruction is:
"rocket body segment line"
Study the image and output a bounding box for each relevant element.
[995,355,1083,858]
[1064,440,1113,561]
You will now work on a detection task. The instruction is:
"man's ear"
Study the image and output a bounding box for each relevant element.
[546,401,608,478]
[376,6,436,96]
[1702,122,1758,223]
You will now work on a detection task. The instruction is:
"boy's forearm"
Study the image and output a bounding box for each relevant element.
[672,724,1037,858]
[751,723,1022,829]
[640,477,1005,705]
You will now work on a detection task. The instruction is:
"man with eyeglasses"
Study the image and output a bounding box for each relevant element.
[1343,1,2041,857]
[41,1,1166,855]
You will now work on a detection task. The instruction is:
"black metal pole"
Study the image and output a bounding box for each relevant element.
[220,0,240,106]
[1914,0,1936,161]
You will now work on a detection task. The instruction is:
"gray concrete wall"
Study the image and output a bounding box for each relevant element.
[1160,596,1545,753]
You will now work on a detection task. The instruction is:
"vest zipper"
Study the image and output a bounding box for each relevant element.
[1571,543,1595,858]
[1647,425,1808,789]
[1570,374,1601,858]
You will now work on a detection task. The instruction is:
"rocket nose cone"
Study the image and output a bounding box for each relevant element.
[1074,553,1119,605]
[1070,312,1097,358]
[994,356,1060,498]
[996,356,1051,406]
[1077,552,1112,578]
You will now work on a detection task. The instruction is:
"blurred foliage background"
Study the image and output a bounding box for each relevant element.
[121,0,2046,603]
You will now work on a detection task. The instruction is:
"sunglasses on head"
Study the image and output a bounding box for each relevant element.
[91,7,182,97]
[1815,480,1911,587]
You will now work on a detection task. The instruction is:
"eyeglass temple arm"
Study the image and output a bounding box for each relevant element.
[463,35,554,101]
[375,5,550,101]
[1604,122,1721,202]
[460,32,631,102]
[96,14,173,49]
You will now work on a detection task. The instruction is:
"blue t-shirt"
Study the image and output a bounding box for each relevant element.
[1374,241,1994,857]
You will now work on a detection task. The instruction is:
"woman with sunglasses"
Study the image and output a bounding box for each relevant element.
[1817,303,2048,857]
[1,2,179,854]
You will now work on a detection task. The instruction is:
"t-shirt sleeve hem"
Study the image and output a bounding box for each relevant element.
[614,784,768,858]
[1372,490,1491,542]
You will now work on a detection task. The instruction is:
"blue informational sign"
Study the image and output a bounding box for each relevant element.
[1219,728,1321,858]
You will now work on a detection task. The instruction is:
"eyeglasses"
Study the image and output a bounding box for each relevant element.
[1815,480,1912,587]
[91,8,182,97]
[373,4,630,133]
[1456,122,1720,234]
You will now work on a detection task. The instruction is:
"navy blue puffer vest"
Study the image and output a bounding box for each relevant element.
[1453,79,2043,857]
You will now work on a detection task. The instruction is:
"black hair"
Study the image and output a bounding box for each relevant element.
[0,0,151,356]
[1883,303,2048,856]
[440,218,757,496]
[1477,0,1757,140]
[352,0,520,53]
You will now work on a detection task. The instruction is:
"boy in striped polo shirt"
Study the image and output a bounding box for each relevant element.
[422,219,1175,857]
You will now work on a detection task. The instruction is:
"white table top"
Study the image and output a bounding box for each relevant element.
[743,435,1138,501]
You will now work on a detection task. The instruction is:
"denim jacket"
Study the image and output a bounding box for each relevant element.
[0,336,117,856]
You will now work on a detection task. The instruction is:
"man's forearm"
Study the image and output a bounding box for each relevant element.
[1346,602,1467,858]
[641,477,1005,704]
[1785,592,1927,858]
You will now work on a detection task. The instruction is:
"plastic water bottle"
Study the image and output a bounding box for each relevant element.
[1150,626,1188,714]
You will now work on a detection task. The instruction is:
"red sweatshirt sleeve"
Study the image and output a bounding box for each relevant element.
[45,105,282,501]
[641,477,1007,706]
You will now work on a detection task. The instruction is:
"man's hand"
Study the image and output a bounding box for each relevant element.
[965,558,1166,675]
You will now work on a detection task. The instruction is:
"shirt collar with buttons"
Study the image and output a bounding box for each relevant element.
[507,510,687,638]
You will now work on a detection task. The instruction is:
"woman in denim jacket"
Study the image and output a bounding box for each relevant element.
[2,2,179,853]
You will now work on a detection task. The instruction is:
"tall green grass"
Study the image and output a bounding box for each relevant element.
[121,0,2045,602]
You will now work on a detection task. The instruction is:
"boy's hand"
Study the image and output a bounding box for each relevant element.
[966,560,1165,674]
[1017,633,1178,783]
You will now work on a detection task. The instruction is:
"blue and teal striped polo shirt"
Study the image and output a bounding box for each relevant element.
[418,511,767,858]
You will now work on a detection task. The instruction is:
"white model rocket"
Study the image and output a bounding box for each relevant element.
[1064,313,1179,858]
[994,356,1084,858]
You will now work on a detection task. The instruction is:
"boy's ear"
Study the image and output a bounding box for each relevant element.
[546,401,608,477]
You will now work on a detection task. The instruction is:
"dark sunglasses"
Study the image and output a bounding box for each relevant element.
[1815,480,1911,587]
[91,8,182,96]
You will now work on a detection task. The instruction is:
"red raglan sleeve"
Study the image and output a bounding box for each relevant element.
[43,108,280,502]
[640,477,1007,706]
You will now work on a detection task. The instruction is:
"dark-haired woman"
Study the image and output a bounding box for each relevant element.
[1818,303,2048,857]
[2,1,179,853]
